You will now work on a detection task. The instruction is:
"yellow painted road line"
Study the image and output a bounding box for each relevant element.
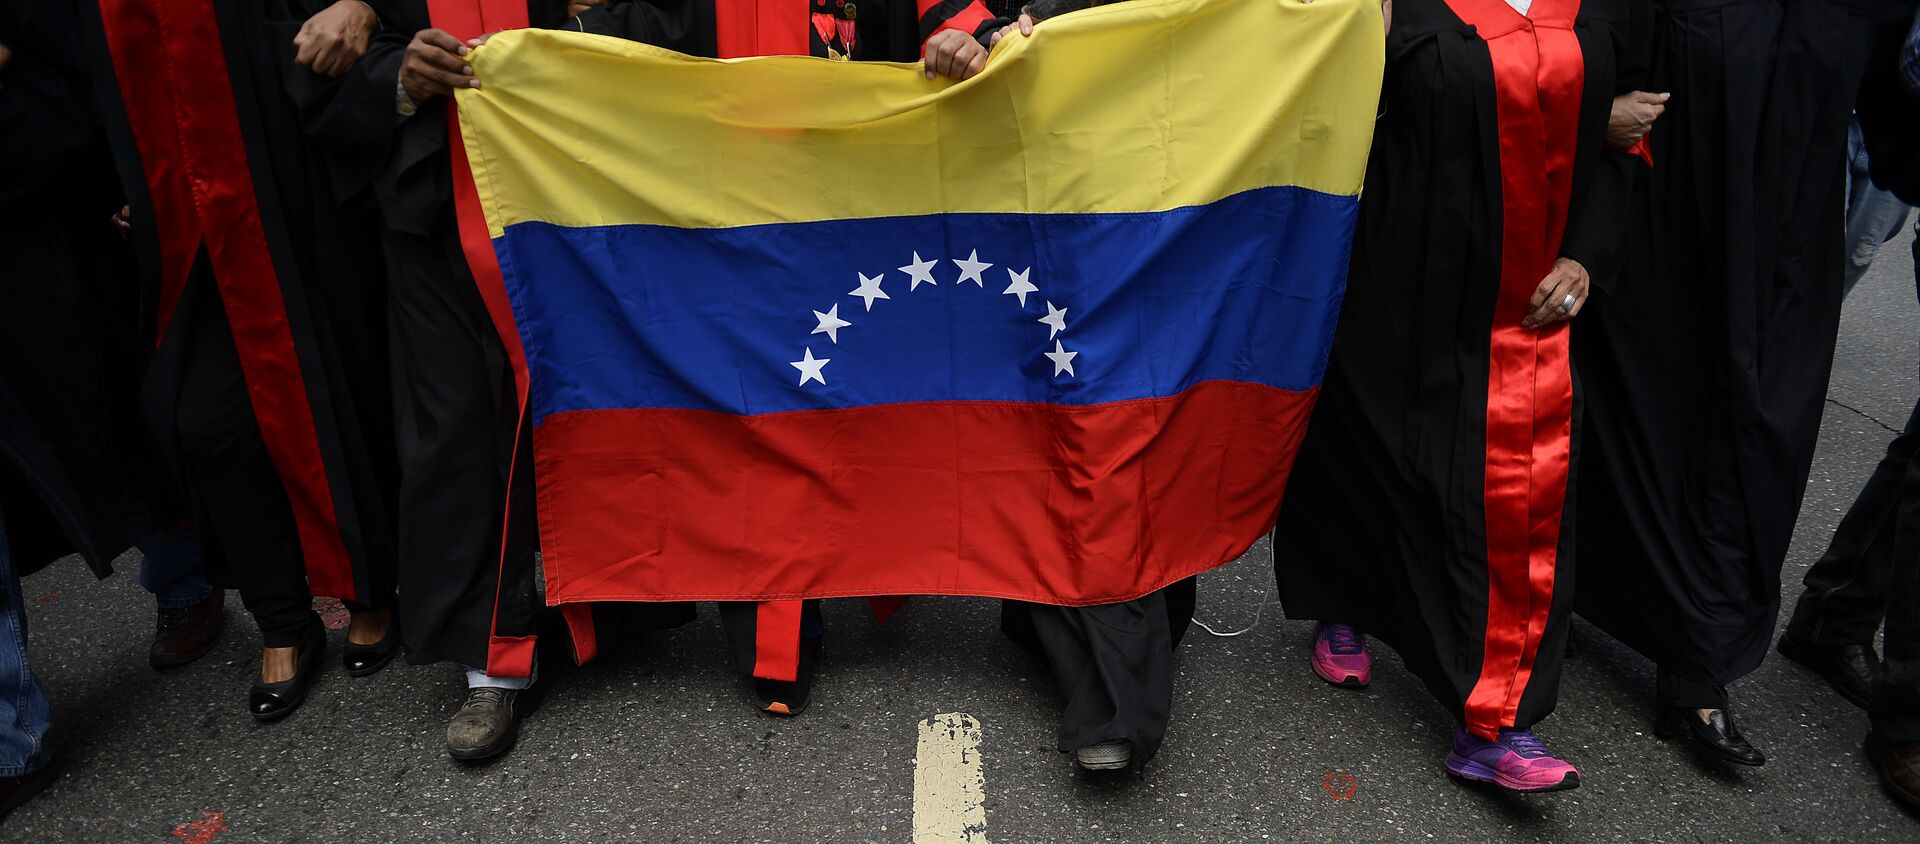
[913,713,989,844]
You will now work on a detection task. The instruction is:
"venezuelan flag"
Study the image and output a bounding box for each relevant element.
[455,0,1383,606]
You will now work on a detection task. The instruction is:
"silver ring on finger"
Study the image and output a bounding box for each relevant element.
[1560,293,1577,313]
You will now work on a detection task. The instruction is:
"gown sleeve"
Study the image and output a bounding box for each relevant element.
[1557,0,1650,295]
[917,0,998,42]
[1856,1,1920,205]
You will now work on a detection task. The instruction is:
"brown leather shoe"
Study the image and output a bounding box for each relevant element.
[0,763,58,824]
[150,590,225,670]
[1866,732,1920,810]
[1777,634,1876,709]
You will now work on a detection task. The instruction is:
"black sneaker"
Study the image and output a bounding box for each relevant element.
[446,685,542,762]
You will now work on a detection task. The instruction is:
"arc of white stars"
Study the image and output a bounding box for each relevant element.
[1002,267,1037,307]
[791,347,830,386]
[900,252,939,291]
[1038,301,1068,339]
[1045,340,1078,378]
[811,304,852,343]
[953,250,993,287]
[849,272,889,311]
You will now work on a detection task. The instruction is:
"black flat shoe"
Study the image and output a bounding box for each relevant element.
[1654,705,1766,766]
[342,618,400,678]
[249,616,326,723]
[754,634,822,717]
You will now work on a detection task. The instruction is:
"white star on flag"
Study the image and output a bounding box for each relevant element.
[811,304,852,343]
[900,252,939,291]
[1045,340,1078,377]
[849,272,890,311]
[1038,301,1068,339]
[1002,267,1037,307]
[791,347,830,386]
[953,250,993,287]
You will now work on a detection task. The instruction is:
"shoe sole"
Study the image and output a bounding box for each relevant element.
[448,721,520,763]
[1776,637,1871,710]
[1312,666,1369,689]
[1444,754,1579,793]
[1075,758,1131,771]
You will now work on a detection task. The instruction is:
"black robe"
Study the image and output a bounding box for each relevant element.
[1574,0,1892,696]
[77,0,398,603]
[0,0,162,576]
[1274,0,1634,738]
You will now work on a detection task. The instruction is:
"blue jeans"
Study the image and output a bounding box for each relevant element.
[136,528,211,610]
[0,507,53,777]
[1844,119,1913,298]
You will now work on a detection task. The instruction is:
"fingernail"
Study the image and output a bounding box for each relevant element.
[468,79,481,88]
[463,65,473,74]
[458,45,470,55]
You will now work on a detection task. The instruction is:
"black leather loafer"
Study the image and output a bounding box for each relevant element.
[1655,706,1766,766]
[249,616,326,723]
[342,620,401,678]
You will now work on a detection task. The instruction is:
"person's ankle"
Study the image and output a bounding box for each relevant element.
[259,645,299,684]
[346,607,392,646]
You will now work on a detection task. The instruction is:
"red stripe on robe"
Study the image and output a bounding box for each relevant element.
[96,0,356,600]
[1441,0,1584,740]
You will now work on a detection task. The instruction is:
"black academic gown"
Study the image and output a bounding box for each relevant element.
[1274,0,1634,739]
[0,0,162,576]
[1574,0,1888,703]
[79,0,398,612]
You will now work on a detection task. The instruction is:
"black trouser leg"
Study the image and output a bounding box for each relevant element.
[1001,578,1196,763]
[384,226,530,670]
[1870,397,1920,743]
[1786,404,1920,646]
[171,273,310,648]
[1656,669,1728,711]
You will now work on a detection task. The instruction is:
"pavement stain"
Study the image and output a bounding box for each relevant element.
[171,811,228,844]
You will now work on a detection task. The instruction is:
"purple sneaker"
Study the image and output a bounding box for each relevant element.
[1311,622,1372,688]
[1445,726,1581,793]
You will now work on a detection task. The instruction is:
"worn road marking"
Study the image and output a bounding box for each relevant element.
[913,713,989,844]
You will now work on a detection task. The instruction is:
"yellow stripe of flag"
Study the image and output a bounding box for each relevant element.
[457,0,1383,237]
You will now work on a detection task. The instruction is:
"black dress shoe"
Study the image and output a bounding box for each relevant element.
[342,619,400,678]
[1865,732,1920,810]
[249,616,326,723]
[1777,634,1876,709]
[754,634,822,716]
[1655,706,1766,766]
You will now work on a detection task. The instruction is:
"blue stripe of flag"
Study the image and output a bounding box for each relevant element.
[493,185,1355,421]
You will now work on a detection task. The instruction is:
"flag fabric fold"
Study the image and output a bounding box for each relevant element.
[455,0,1383,606]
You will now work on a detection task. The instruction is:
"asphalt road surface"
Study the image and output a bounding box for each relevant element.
[11,231,1920,843]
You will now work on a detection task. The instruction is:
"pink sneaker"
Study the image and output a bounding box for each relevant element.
[1445,726,1581,793]
[1310,622,1372,688]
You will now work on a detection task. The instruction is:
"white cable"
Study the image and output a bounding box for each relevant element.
[1188,535,1278,638]
[1189,588,1275,637]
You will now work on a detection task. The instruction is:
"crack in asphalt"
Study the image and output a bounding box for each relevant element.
[1827,396,1903,435]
